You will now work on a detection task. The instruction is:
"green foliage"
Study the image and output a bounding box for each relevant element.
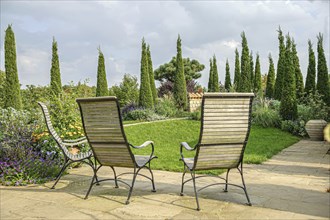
[265,54,275,99]
[50,38,62,96]
[280,34,297,121]
[173,35,187,109]
[281,120,306,137]
[291,39,304,101]
[274,27,286,100]
[109,74,139,107]
[123,108,166,121]
[305,40,316,95]
[250,52,254,90]
[225,59,231,91]
[212,55,220,92]
[234,48,240,90]
[298,91,330,121]
[316,33,330,105]
[96,48,109,97]
[238,32,251,92]
[252,97,281,128]
[154,57,204,83]
[154,97,178,118]
[254,53,262,93]
[147,45,157,104]
[139,38,153,108]
[207,59,213,92]
[21,85,50,112]
[0,70,5,107]
[4,25,22,110]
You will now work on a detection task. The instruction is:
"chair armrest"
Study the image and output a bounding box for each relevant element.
[62,138,87,147]
[129,141,155,159]
[63,136,87,143]
[180,142,196,160]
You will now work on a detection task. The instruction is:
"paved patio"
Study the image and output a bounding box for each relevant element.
[1,140,329,219]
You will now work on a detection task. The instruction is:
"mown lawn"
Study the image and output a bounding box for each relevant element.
[124,119,300,174]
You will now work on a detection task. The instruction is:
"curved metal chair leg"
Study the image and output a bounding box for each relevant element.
[191,171,200,211]
[126,168,140,205]
[84,175,96,200]
[238,166,252,206]
[224,169,231,192]
[146,163,156,192]
[52,160,71,189]
[180,165,187,196]
[110,166,119,188]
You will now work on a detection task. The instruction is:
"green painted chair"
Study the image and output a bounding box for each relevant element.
[179,93,254,210]
[76,96,157,204]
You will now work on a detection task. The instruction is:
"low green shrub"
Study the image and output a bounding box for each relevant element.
[123,108,167,121]
[281,120,307,137]
[154,97,178,117]
[252,107,281,128]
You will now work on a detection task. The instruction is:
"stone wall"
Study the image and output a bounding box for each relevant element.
[188,93,203,112]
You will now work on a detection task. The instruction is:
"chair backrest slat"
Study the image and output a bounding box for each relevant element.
[195,93,254,170]
[76,97,135,167]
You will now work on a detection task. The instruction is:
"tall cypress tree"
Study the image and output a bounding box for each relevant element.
[147,45,157,104]
[225,59,231,91]
[265,54,275,99]
[173,35,187,109]
[238,32,251,92]
[139,38,153,108]
[291,39,304,101]
[316,33,330,105]
[96,47,109,97]
[274,27,285,100]
[50,37,62,96]
[207,58,214,92]
[254,53,262,93]
[4,25,22,110]
[305,40,316,95]
[234,48,240,90]
[212,55,220,92]
[280,34,297,120]
[250,51,254,91]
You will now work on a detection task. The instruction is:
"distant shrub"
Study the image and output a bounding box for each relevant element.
[281,120,307,137]
[123,108,167,121]
[154,97,178,117]
[252,107,281,128]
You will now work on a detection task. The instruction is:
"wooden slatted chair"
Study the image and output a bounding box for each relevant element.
[38,102,95,189]
[179,93,254,210]
[76,96,157,204]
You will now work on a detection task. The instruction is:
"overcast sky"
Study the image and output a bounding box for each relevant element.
[0,0,329,89]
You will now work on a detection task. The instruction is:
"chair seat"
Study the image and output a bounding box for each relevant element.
[135,155,157,167]
[183,157,195,170]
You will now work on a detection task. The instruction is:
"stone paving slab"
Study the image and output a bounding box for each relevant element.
[1,140,329,219]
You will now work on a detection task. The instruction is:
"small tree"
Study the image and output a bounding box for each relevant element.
[212,55,220,92]
[265,54,275,99]
[173,35,187,109]
[280,34,297,120]
[225,59,231,91]
[96,47,109,97]
[291,39,304,101]
[139,38,153,108]
[147,45,157,104]
[316,33,330,105]
[238,32,251,92]
[234,48,240,90]
[109,74,139,107]
[50,37,62,96]
[274,27,286,100]
[250,51,254,91]
[207,59,213,92]
[4,25,22,110]
[304,40,316,95]
[254,53,262,93]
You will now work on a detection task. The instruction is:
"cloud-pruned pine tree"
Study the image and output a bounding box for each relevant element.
[139,38,153,108]
[50,37,62,96]
[238,32,251,92]
[254,53,262,93]
[147,45,157,104]
[212,55,220,92]
[316,33,330,105]
[174,35,187,109]
[250,51,254,91]
[4,25,22,110]
[96,47,109,97]
[234,48,240,91]
[274,27,285,100]
[207,59,213,92]
[265,54,275,99]
[280,35,297,121]
[305,40,316,95]
[291,39,304,101]
[225,59,231,91]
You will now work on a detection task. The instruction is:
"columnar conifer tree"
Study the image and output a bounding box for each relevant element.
[96,47,109,97]
[316,33,330,105]
[173,35,187,109]
[291,39,304,101]
[265,54,275,99]
[305,40,316,95]
[147,45,157,104]
[139,38,153,108]
[274,27,285,100]
[225,59,231,91]
[280,35,297,120]
[212,55,220,92]
[4,25,22,110]
[254,53,262,93]
[234,48,240,90]
[207,59,214,92]
[50,37,62,96]
[250,51,254,90]
[238,32,251,92]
